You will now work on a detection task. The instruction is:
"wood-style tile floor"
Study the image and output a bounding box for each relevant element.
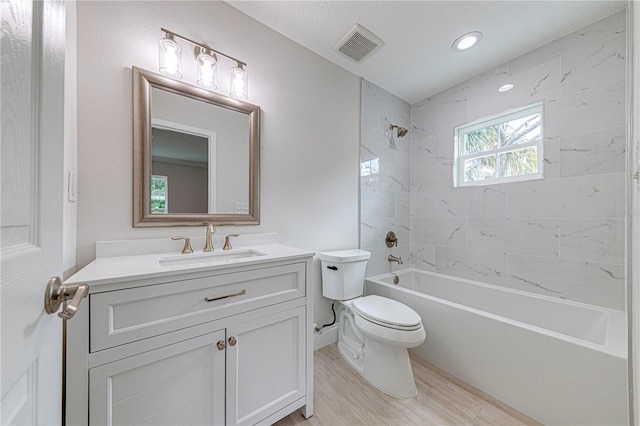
[274,343,540,426]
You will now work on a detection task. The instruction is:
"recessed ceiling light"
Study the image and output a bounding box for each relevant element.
[452,31,483,52]
[498,83,514,92]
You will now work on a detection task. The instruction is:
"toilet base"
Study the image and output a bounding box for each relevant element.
[338,307,419,398]
[339,337,418,398]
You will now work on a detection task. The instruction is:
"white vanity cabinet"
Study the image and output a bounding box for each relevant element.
[66,245,313,426]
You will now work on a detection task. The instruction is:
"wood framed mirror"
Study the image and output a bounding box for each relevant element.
[132,67,260,227]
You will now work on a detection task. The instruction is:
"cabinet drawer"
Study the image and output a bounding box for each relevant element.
[90,263,305,352]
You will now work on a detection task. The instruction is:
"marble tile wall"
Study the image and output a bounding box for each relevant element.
[361,80,411,276]
[410,10,627,310]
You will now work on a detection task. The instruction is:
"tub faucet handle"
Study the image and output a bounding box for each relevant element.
[385,231,398,247]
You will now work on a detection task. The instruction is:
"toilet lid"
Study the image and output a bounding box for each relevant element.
[352,295,422,330]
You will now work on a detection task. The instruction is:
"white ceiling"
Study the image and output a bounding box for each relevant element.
[227,1,626,104]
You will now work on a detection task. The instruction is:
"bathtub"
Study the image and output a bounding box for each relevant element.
[365,268,628,425]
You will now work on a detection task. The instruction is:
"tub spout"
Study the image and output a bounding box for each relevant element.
[388,254,403,264]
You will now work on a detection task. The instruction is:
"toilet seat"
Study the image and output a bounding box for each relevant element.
[352,295,422,331]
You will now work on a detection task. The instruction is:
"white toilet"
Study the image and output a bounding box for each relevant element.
[318,249,426,398]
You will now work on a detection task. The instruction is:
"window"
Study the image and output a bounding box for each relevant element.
[151,175,168,214]
[360,158,380,177]
[454,102,543,187]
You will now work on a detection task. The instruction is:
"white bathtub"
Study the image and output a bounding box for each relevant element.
[365,268,628,425]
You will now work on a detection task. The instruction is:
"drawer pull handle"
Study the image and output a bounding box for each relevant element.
[204,289,246,302]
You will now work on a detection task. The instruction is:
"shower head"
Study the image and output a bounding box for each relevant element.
[389,124,408,138]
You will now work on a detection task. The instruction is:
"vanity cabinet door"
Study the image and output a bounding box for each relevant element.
[226,306,306,425]
[89,330,226,426]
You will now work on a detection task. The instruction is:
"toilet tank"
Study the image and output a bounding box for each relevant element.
[318,249,371,301]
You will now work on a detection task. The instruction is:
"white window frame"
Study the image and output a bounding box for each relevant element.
[453,102,544,187]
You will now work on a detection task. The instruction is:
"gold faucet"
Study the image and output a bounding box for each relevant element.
[388,254,403,264]
[204,223,216,252]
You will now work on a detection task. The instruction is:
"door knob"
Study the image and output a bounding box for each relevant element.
[228,336,237,346]
[44,277,89,320]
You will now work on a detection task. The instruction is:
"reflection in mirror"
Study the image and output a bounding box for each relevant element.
[133,67,260,227]
[151,88,250,215]
[151,123,210,214]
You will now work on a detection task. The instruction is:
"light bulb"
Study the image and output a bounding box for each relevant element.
[158,35,182,79]
[197,51,217,90]
[230,64,248,100]
[457,36,477,50]
[452,31,483,52]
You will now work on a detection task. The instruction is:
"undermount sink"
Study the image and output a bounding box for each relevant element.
[159,249,266,267]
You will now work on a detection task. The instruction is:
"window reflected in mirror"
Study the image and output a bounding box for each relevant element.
[151,175,168,214]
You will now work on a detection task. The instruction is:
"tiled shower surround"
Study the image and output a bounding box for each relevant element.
[361,10,627,310]
[360,81,411,276]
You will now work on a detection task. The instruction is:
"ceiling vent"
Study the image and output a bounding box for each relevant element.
[334,24,384,63]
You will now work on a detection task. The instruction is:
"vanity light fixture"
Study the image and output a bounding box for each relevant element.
[452,31,483,52]
[158,28,248,98]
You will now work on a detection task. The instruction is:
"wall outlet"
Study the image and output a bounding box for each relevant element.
[235,202,249,214]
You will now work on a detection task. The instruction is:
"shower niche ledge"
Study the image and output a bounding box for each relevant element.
[65,236,314,425]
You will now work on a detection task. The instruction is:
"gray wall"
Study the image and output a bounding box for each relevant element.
[152,161,208,214]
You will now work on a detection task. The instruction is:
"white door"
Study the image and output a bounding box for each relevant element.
[1,0,66,424]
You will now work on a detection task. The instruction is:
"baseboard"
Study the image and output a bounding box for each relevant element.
[313,323,339,351]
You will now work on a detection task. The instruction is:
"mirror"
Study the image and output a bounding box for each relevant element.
[133,67,260,227]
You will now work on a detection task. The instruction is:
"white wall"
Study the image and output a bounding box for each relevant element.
[75,1,360,325]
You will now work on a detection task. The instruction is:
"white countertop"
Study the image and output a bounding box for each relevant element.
[66,243,314,287]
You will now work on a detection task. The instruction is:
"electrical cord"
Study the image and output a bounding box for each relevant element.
[321,301,336,328]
